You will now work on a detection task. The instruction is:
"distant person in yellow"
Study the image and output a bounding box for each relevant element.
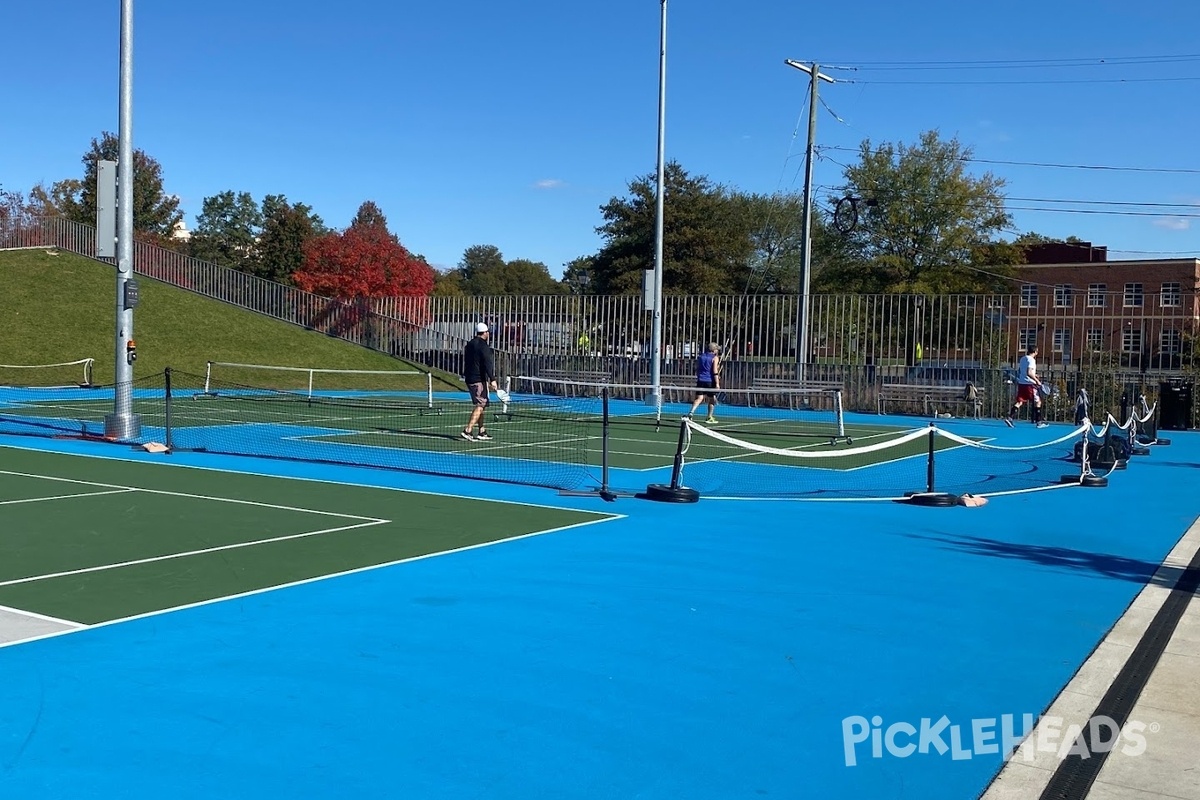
[578,330,591,353]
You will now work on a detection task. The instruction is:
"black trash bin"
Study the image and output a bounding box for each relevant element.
[1159,379,1194,430]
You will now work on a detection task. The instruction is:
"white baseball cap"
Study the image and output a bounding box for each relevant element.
[475,322,489,333]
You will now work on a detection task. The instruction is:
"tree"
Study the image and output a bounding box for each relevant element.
[457,244,508,294]
[0,185,36,234]
[817,130,1016,294]
[50,132,182,236]
[349,200,388,232]
[590,161,754,295]
[561,256,596,295]
[431,268,466,296]
[188,191,262,269]
[293,202,435,299]
[252,195,326,284]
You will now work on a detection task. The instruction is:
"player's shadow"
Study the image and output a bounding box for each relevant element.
[906,532,1192,591]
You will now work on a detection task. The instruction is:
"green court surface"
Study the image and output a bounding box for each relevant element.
[0,447,615,625]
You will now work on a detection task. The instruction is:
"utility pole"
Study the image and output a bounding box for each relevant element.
[784,59,834,383]
[648,0,668,407]
[105,0,140,440]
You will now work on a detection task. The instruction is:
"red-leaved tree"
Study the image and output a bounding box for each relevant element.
[293,206,434,299]
[293,202,435,341]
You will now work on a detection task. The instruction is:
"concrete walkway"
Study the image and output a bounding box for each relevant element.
[982,519,1200,799]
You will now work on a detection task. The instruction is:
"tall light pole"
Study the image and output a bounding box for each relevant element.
[784,59,833,382]
[648,0,668,406]
[105,0,140,440]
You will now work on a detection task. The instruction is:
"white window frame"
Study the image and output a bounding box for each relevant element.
[1122,329,1143,354]
[1160,328,1182,354]
[1052,328,1071,353]
[1053,284,1072,308]
[1020,284,1038,308]
[1019,328,1038,351]
[1086,329,1104,351]
[1087,284,1106,308]
[1123,283,1144,308]
[1161,282,1181,308]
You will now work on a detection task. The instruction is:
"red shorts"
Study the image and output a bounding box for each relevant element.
[1015,383,1038,403]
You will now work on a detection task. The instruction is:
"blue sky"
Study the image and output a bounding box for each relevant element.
[4,0,1200,276]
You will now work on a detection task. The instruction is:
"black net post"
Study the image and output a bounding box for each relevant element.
[164,367,174,451]
[644,418,700,502]
[599,386,612,498]
[901,423,958,506]
[926,423,936,493]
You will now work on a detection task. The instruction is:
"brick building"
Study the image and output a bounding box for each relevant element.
[1006,255,1200,370]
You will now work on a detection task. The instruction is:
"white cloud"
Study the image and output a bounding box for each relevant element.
[1153,217,1191,231]
[534,179,565,190]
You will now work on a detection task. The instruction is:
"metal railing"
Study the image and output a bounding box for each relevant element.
[4,216,1197,426]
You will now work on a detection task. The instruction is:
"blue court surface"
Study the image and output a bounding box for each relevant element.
[0,413,1196,800]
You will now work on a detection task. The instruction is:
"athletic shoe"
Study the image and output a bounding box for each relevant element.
[460,430,476,441]
[475,431,493,441]
[1035,421,1049,429]
[1001,416,1014,428]
[706,417,718,425]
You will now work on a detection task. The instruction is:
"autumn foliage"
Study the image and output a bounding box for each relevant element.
[294,224,434,300]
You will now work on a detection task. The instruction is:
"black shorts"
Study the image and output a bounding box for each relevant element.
[695,379,717,398]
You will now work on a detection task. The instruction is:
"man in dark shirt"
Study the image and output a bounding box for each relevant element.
[462,322,498,441]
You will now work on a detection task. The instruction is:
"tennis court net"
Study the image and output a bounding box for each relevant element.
[0,358,94,388]
[512,375,849,443]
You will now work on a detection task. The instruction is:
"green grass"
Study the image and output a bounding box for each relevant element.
[1,248,462,392]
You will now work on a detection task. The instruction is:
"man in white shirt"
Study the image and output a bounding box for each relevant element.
[1004,345,1047,428]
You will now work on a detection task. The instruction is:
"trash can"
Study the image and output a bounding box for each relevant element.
[1159,379,1194,430]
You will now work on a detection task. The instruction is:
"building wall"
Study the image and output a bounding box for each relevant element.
[1008,259,1200,369]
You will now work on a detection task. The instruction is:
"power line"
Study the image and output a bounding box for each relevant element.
[818,145,1200,175]
[826,53,1200,68]
[845,76,1200,86]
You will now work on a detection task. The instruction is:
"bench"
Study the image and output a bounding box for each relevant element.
[877,383,985,419]
[748,377,845,409]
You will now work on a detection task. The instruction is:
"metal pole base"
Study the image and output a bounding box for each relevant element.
[103,412,142,441]
[901,491,959,507]
[643,483,700,503]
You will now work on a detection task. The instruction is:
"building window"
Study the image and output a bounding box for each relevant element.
[1020,284,1038,308]
[1161,282,1181,308]
[1086,329,1104,351]
[1161,329,1183,354]
[1087,284,1106,307]
[1054,284,1072,307]
[1052,329,1071,353]
[1124,283,1144,308]
[1122,328,1143,354]
[1019,328,1037,351]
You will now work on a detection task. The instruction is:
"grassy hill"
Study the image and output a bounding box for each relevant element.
[1,248,460,392]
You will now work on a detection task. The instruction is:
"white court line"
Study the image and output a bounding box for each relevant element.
[0,488,136,506]
[0,603,85,628]
[0,469,385,522]
[0,514,621,651]
[0,518,391,589]
[0,441,625,515]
